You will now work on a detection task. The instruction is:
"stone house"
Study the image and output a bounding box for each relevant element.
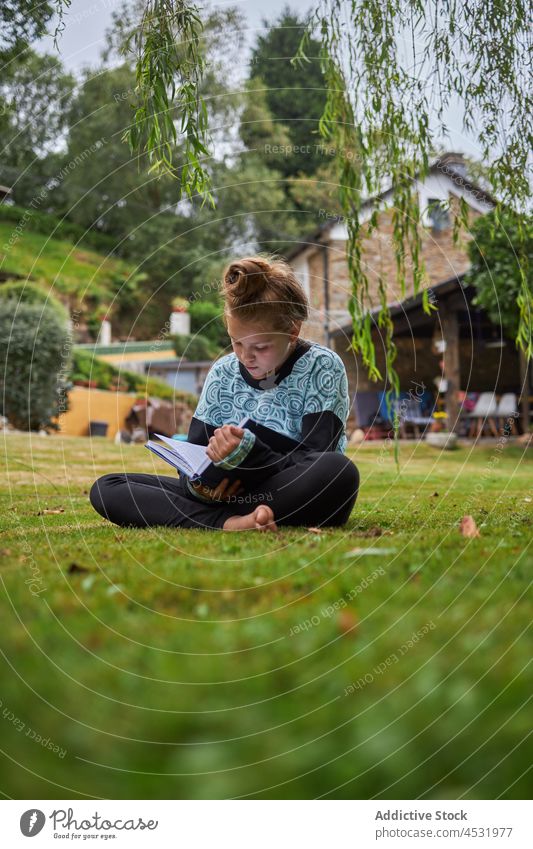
[285,153,528,430]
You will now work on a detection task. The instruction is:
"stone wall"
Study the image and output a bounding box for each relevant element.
[302,199,481,346]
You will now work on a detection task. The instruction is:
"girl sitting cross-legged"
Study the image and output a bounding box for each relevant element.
[90,255,360,532]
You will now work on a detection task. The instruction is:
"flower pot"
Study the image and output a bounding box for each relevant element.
[425,431,458,450]
[89,420,108,437]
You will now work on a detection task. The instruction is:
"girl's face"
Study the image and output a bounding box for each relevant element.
[226,315,300,379]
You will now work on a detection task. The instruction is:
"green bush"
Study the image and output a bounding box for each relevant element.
[71,348,116,388]
[0,280,69,326]
[172,333,217,361]
[188,300,229,350]
[0,301,71,431]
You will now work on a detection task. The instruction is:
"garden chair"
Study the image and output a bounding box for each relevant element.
[496,393,519,434]
[378,390,435,438]
[352,391,380,429]
[351,391,387,439]
[401,397,435,438]
[465,392,498,438]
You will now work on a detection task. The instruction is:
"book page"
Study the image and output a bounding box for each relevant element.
[153,433,209,474]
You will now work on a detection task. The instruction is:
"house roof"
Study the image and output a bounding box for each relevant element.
[76,341,175,355]
[285,154,497,261]
[330,272,470,335]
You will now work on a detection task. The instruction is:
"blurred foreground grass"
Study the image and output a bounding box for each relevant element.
[0,433,531,799]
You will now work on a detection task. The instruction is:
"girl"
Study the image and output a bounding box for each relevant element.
[90,256,359,532]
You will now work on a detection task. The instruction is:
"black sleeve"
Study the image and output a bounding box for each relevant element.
[211,410,345,486]
[186,411,344,487]
[187,415,216,446]
[300,410,344,452]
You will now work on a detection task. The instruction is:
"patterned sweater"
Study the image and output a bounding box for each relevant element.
[185,337,350,500]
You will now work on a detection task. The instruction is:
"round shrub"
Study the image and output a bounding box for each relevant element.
[188,300,229,350]
[172,333,216,361]
[0,301,71,431]
[0,280,70,326]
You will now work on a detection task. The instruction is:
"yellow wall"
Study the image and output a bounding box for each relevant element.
[56,387,136,439]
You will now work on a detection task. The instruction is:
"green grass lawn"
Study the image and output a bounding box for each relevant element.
[0,434,531,800]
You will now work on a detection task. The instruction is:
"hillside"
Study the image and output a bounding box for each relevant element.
[0,211,139,309]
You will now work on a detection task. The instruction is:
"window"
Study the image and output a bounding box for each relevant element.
[427,198,451,231]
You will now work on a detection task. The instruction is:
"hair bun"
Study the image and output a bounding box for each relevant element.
[220,253,309,330]
[223,258,271,295]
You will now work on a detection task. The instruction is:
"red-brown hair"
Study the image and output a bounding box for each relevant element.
[221,254,309,332]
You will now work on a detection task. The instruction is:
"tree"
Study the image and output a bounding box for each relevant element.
[0,280,70,326]
[0,1,57,65]
[238,78,292,169]
[5,0,530,390]
[249,6,328,180]
[56,63,166,239]
[0,50,75,203]
[466,209,533,431]
[466,211,533,338]
[0,50,75,165]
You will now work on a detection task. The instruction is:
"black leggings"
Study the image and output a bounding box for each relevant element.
[89,451,360,531]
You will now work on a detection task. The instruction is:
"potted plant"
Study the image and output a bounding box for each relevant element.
[426,412,458,449]
[171,296,189,313]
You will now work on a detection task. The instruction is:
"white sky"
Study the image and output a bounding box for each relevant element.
[35,0,483,160]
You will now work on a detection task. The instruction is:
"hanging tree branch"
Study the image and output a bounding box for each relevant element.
[123,0,215,207]
[293,0,532,399]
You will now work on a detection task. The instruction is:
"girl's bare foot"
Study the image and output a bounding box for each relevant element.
[223,505,278,532]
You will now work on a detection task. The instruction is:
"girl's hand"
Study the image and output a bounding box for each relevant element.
[206,425,245,463]
[190,477,244,502]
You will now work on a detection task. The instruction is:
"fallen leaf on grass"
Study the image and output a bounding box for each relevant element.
[67,563,89,575]
[459,515,480,538]
[338,610,359,635]
[363,526,383,537]
[37,508,65,516]
[307,527,322,534]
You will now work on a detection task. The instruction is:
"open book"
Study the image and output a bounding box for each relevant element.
[145,416,302,485]
[145,416,249,480]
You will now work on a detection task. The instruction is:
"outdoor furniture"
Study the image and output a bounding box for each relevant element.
[352,391,380,429]
[400,397,435,438]
[378,390,435,439]
[465,391,498,438]
[496,393,519,433]
[351,391,389,439]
